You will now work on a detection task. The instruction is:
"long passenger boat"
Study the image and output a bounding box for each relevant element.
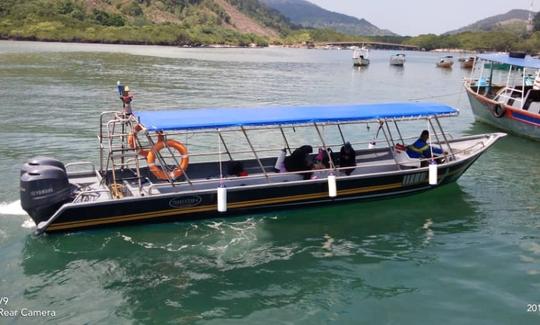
[20,101,505,234]
[464,53,540,141]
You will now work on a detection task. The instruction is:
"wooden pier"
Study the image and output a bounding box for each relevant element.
[319,41,419,51]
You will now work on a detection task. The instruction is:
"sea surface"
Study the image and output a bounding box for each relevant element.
[0,40,539,324]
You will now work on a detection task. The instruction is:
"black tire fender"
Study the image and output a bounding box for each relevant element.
[491,103,506,118]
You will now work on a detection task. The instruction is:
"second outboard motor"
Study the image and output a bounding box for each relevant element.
[20,164,72,225]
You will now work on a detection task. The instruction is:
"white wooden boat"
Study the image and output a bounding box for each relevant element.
[437,56,454,68]
[390,54,406,66]
[353,46,370,66]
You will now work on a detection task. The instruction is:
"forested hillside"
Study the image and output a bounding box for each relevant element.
[0,0,292,46]
[260,0,394,36]
[445,9,532,35]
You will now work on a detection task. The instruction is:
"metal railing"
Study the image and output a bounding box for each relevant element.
[97,113,460,199]
[144,138,486,196]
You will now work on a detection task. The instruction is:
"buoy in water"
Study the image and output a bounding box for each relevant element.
[217,186,227,212]
[429,161,438,185]
[328,174,337,197]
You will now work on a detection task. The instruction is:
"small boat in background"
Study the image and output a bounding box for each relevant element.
[437,56,454,68]
[352,46,370,67]
[390,53,406,66]
[464,52,540,141]
[461,57,475,69]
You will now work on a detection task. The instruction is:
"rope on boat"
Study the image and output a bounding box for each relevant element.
[110,183,125,199]
[407,91,462,101]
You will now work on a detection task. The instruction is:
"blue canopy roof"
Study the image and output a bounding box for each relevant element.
[134,102,458,131]
[477,53,540,69]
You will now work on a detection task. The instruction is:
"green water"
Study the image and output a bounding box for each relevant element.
[0,41,539,324]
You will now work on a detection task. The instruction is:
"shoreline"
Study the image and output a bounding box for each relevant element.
[0,36,268,49]
[0,38,500,53]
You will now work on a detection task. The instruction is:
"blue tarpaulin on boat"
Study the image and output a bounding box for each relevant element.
[477,53,540,69]
[134,102,458,131]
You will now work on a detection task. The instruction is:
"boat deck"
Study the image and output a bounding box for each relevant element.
[68,134,494,202]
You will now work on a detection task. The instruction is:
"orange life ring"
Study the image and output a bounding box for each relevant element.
[147,139,189,180]
[128,124,150,157]
[128,125,165,157]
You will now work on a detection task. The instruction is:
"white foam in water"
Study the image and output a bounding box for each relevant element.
[0,200,28,216]
[21,219,36,229]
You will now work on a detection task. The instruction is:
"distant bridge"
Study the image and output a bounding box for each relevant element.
[319,41,419,51]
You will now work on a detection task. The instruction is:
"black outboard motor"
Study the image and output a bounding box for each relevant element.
[20,156,66,175]
[20,157,72,225]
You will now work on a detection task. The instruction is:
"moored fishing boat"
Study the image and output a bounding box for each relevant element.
[390,53,406,66]
[461,57,475,69]
[437,56,454,68]
[352,46,370,67]
[464,53,540,141]
[20,97,505,234]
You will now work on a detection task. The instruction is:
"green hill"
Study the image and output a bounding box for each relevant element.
[259,0,395,36]
[445,9,533,35]
[0,0,294,46]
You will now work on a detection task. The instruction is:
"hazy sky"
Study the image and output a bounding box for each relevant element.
[307,0,537,36]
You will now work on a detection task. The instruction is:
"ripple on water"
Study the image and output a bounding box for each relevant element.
[2,43,540,324]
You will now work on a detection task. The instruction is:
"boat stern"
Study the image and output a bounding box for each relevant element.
[20,157,74,225]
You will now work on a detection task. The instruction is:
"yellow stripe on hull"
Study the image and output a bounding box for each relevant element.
[46,182,403,232]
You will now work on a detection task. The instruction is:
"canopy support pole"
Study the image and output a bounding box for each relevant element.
[434,116,455,160]
[337,124,346,145]
[392,119,405,144]
[379,120,401,169]
[218,131,233,161]
[241,126,268,180]
[384,119,396,147]
[279,125,292,154]
[428,118,443,148]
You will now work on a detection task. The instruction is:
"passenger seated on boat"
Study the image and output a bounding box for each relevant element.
[120,86,133,115]
[227,161,248,177]
[284,145,313,180]
[311,148,334,179]
[314,147,333,169]
[406,130,445,165]
[273,148,287,173]
[339,142,356,175]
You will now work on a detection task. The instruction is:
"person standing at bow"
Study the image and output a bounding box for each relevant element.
[120,85,133,115]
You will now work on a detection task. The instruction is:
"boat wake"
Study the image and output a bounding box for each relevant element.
[21,219,36,229]
[0,200,27,216]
